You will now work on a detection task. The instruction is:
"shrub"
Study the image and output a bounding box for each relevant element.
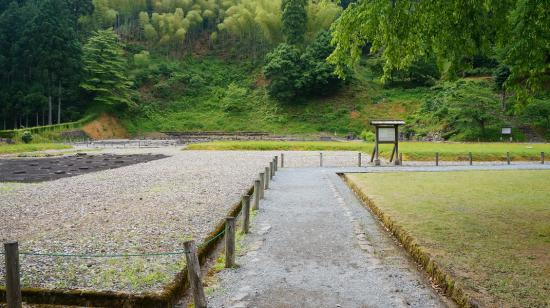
[263,31,344,102]
[360,130,375,142]
[134,51,151,67]
[21,131,33,144]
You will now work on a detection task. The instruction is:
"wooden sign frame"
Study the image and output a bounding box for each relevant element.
[370,120,405,166]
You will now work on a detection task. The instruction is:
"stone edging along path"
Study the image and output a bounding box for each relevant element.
[342,174,474,308]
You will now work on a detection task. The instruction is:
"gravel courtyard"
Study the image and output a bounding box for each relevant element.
[0,149,275,294]
[0,149,364,294]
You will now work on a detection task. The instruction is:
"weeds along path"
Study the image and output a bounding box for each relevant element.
[205,167,450,308]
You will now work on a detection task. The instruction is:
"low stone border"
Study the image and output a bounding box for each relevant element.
[0,186,252,307]
[341,174,477,308]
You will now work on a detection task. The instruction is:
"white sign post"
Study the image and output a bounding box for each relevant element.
[501,127,512,142]
[378,128,396,142]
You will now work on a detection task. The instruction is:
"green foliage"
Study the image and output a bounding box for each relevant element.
[281,0,307,45]
[503,0,550,98]
[524,99,550,128]
[408,80,504,141]
[81,29,136,110]
[494,64,511,93]
[133,50,150,67]
[0,0,87,129]
[21,131,33,144]
[264,31,343,101]
[329,0,548,98]
[299,31,344,95]
[359,130,374,142]
[368,56,440,87]
[263,44,303,101]
[219,83,250,113]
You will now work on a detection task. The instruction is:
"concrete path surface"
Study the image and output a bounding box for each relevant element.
[207,167,452,308]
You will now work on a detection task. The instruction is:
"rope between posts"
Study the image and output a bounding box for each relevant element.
[0,229,226,258]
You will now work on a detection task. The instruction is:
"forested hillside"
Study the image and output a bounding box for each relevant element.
[1,0,549,141]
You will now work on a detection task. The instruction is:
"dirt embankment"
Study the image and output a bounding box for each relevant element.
[82,114,129,140]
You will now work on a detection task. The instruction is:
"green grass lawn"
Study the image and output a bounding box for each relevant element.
[187,140,550,161]
[346,170,550,307]
[0,143,71,155]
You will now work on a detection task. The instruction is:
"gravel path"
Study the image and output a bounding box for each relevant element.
[206,167,451,308]
[205,163,550,308]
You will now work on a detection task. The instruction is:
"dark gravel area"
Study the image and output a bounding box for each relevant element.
[0,153,167,182]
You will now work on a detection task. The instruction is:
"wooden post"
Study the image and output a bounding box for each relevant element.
[184,241,207,308]
[358,152,362,167]
[259,173,265,199]
[507,152,511,165]
[269,161,274,180]
[225,217,236,268]
[469,152,473,166]
[281,153,284,168]
[253,180,261,210]
[242,195,250,234]
[264,167,270,189]
[399,153,403,165]
[274,156,278,171]
[435,152,439,166]
[542,152,545,165]
[394,125,400,166]
[320,152,323,167]
[4,241,22,308]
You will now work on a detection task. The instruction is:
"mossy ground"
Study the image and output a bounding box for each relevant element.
[346,170,550,307]
[0,143,71,155]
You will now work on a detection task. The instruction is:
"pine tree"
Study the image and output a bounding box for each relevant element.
[81,29,135,110]
[281,0,307,45]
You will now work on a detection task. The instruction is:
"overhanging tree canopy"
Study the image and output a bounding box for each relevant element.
[329,0,549,97]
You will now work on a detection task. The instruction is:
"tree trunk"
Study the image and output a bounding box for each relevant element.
[501,90,506,110]
[48,95,52,125]
[58,81,62,124]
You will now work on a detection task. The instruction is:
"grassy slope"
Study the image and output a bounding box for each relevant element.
[187,140,550,161]
[122,56,427,136]
[0,143,71,155]
[346,170,550,307]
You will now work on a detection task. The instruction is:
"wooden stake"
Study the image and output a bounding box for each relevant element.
[435,152,439,166]
[225,217,236,268]
[242,195,250,234]
[253,180,261,210]
[469,152,473,166]
[274,156,278,171]
[358,152,362,167]
[320,152,323,167]
[507,152,511,165]
[4,241,22,308]
[281,153,284,168]
[259,173,265,199]
[399,153,403,165]
[269,161,274,180]
[183,241,207,308]
[264,167,270,189]
[542,152,545,165]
